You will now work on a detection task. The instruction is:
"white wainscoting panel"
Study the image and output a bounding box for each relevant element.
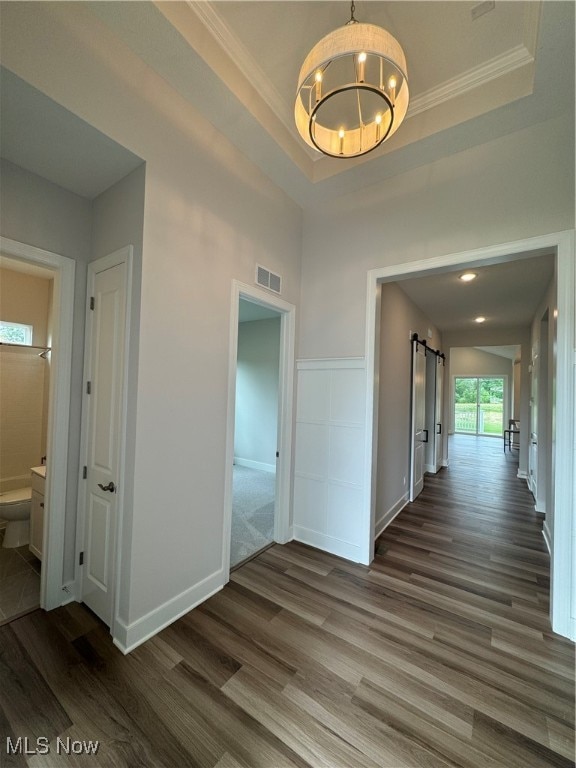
[293,359,366,562]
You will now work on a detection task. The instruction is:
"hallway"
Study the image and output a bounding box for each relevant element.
[0,436,573,767]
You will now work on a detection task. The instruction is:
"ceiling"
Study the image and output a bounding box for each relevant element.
[84,0,572,204]
[475,345,521,362]
[1,1,573,206]
[238,300,281,323]
[0,253,55,281]
[395,253,555,333]
[0,67,143,200]
[0,2,570,335]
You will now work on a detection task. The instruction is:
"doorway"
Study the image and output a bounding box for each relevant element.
[365,231,575,639]
[0,258,53,622]
[0,236,75,612]
[231,299,281,567]
[454,376,505,436]
[223,281,295,579]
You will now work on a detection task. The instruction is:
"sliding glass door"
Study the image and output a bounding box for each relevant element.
[454,377,504,436]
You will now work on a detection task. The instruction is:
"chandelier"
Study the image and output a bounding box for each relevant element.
[294,2,409,159]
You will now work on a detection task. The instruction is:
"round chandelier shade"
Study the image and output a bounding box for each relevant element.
[295,15,409,159]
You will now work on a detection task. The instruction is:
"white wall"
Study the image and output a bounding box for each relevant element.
[376,282,441,535]
[448,347,513,434]
[513,362,521,421]
[0,2,303,647]
[294,359,366,562]
[234,317,280,472]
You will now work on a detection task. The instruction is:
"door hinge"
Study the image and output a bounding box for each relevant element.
[90,296,95,311]
[83,466,87,479]
[276,451,280,458]
[79,552,84,566]
[86,381,91,395]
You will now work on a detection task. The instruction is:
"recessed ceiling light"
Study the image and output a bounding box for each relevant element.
[459,272,477,282]
[475,316,486,323]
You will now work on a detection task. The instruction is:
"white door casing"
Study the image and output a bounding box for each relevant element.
[435,356,445,472]
[80,248,132,627]
[410,340,427,502]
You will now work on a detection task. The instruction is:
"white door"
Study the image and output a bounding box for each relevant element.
[81,250,130,626]
[410,342,427,502]
[434,356,444,472]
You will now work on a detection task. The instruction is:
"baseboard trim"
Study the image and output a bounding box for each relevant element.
[234,457,276,473]
[535,501,546,514]
[293,525,361,563]
[60,581,77,605]
[424,464,435,474]
[542,521,552,555]
[375,494,409,539]
[112,569,224,654]
[441,459,450,468]
[517,470,528,480]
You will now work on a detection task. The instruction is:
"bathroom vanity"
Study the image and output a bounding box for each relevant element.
[30,465,46,560]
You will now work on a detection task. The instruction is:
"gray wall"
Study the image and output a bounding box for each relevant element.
[376,282,442,531]
[235,317,281,471]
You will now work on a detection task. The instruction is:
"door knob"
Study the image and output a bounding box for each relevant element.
[98,481,116,493]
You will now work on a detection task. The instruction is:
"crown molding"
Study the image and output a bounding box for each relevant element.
[185,2,538,164]
[186,1,292,131]
[407,45,535,120]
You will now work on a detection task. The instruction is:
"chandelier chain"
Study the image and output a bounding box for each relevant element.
[348,1,358,25]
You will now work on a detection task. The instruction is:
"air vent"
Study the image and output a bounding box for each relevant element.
[255,264,282,295]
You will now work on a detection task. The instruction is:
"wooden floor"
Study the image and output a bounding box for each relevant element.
[1,436,574,767]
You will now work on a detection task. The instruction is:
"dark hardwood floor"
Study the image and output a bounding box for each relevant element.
[1,435,574,767]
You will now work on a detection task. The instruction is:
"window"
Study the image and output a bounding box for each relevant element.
[454,376,505,436]
[0,321,33,346]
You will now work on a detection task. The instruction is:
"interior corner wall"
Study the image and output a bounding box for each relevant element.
[0,158,92,583]
[375,282,442,534]
[234,317,281,472]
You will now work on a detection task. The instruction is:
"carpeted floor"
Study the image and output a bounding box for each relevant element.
[231,465,275,568]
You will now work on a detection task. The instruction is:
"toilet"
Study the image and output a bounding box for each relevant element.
[0,487,32,548]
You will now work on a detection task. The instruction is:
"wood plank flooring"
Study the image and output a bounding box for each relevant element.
[1,435,574,767]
